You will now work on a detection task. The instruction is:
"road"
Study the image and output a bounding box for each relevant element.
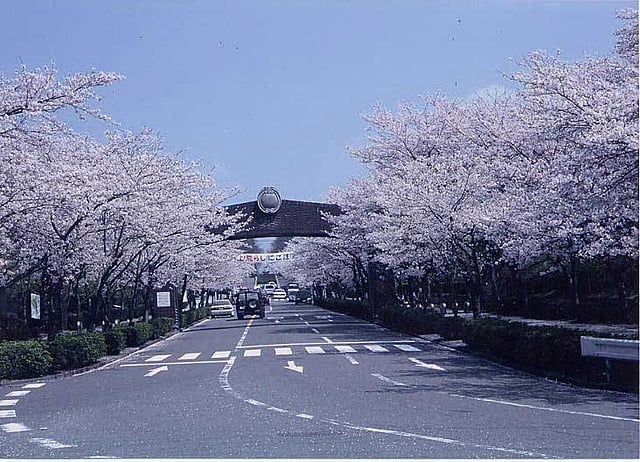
[1,301,638,458]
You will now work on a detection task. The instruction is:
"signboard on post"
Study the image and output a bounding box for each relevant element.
[156,291,171,308]
[30,293,41,320]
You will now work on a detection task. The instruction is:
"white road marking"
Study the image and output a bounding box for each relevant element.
[29,437,76,449]
[409,358,446,371]
[0,400,19,406]
[0,410,17,418]
[296,413,314,420]
[372,373,408,387]
[244,349,261,357]
[22,383,46,389]
[246,399,267,407]
[1,423,30,433]
[144,366,168,377]
[448,393,640,423]
[305,346,325,354]
[238,339,416,349]
[344,354,359,365]
[334,345,357,353]
[284,361,304,374]
[321,336,334,344]
[364,344,389,353]
[212,351,231,359]
[311,328,320,334]
[394,344,421,352]
[179,353,201,361]
[6,391,30,397]
[146,354,171,362]
[219,339,548,458]
[122,360,227,367]
[275,347,293,356]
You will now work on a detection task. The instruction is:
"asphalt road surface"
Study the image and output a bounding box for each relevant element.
[1,301,638,459]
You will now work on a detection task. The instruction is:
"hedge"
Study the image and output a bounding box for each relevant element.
[181,306,208,327]
[48,333,107,370]
[0,340,52,379]
[0,316,178,380]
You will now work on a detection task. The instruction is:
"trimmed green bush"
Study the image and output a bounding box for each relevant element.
[48,333,107,370]
[0,340,52,379]
[151,317,174,339]
[181,306,209,327]
[122,322,153,347]
[104,329,126,355]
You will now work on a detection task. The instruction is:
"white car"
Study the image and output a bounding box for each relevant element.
[272,288,287,300]
[209,298,234,317]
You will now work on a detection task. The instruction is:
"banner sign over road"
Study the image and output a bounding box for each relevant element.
[237,252,294,262]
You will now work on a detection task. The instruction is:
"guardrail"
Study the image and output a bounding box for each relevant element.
[580,336,639,383]
[580,336,639,361]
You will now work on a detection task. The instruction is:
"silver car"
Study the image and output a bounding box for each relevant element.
[209,298,234,318]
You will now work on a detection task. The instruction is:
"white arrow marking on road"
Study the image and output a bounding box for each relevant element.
[284,361,304,374]
[409,358,446,371]
[144,365,168,377]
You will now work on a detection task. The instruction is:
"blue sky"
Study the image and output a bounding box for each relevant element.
[2,0,635,205]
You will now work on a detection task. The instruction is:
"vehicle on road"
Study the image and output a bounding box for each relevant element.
[235,289,267,319]
[272,288,287,300]
[294,288,312,304]
[263,282,277,295]
[209,298,234,317]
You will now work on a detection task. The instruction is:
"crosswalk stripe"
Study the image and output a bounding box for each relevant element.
[1,423,30,433]
[212,351,231,359]
[334,345,357,353]
[179,353,201,361]
[22,383,46,389]
[394,344,421,352]
[0,410,17,418]
[146,354,171,362]
[244,349,261,357]
[6,391,29,397]
[305,346,325,354]
[0,400,18,406]
[364,345,389,353]
[275,347,293,356]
